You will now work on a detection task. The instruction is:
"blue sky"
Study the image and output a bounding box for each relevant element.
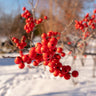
[0,0,27,14]
[0,0,96,15]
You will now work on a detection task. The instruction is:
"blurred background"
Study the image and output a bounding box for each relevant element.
[0,0,96,53]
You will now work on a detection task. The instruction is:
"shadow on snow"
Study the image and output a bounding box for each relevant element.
[0,58,15,66]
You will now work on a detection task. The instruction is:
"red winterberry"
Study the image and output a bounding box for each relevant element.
[72,70,79,77]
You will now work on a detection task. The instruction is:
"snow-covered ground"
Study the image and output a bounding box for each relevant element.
[0,54,96,96]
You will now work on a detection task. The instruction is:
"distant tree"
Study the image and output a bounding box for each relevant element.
[10,14,26,39]
[37,0,95,35]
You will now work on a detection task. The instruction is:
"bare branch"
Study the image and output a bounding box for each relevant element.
[2,56,16,58]
[34,0,39,9]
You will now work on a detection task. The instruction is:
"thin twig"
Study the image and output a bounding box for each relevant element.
[34,0,39,9]
[28,0,39,47]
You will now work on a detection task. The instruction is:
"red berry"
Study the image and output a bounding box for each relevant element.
[50,47,57,53]
[49,67,54,73]
[33,61,39,66]
[25,10,28,13]
[18,63,25,69]
[66,65,71,71]
[50,37,57,44]
[39,18,43,23]
[22,7,26,11]
[68,42,71,45]
[85,13,89,18]
[41,33,47,39]
[61,52,65,57]
[12,37,16,41]
[54,54,61,60]
[48,61,55,67]
[53,32,58,36]
[47,42,56,49]
[41,45,48,53]
[41,39,48,45]
[93,9,96,14]
[14,57,22,64]
[29,47,35,52]
[56,62,62,68]
[29,52,36,59]
[27,58,32,64]
[62,66,69,74]
[64,73,71,80]
[43,53,50,59]
[21,13,25,17]
[18,44,24,50]
[57,47,63,53]
[47,31,52,37]
[74,56,76,59]
[29,47,36,59]
[43,61,49,66]
[35,59,41,63]
[68,51,72,55]
[36,20,40,24]
[22,54,29,62]
[19,51,23,56]
[44,16,47,20]
[36,47,42,54]
[35,43,42,48]
[72,70,79,77]
[59,72,63,77]
[53,70,59,77]
[91,24,95,29]
[14,38,19,43]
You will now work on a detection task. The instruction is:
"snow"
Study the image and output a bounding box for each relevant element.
[0,54,96,96]
[33,36,41,44]
[0,36,8,42]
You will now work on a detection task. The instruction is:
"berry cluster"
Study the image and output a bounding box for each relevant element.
[21,7,47,33]
[13,7,79,80]
[73,9,96,59]
[75,9,96,40]
[12,36,27,50]
[75,9,96,30]
[14,31,78,80]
